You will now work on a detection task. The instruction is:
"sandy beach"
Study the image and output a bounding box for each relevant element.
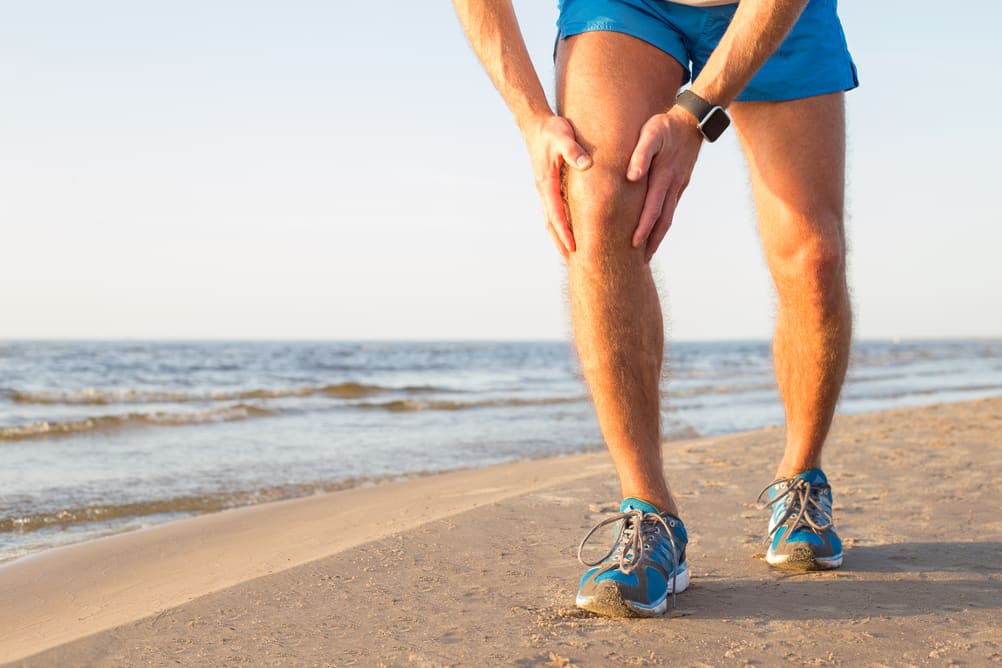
[2,396,1000,666]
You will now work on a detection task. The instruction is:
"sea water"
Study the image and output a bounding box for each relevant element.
[1,339,1000,563]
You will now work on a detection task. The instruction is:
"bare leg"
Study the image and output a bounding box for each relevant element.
[731,93,852,479]
[556,33,685,514]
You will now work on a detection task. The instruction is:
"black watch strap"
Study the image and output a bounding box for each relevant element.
[675,89,730,142]
[675,89,714,123]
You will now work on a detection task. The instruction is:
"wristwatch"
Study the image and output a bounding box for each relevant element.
[674,89,730,143]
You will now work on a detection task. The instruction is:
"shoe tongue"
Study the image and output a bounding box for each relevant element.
[794,468,828,485]
[620,497,661,515]
[769,468,829,500]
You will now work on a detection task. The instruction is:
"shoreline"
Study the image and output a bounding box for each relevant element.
[0,449,616,663]
[0,463,565,564]
[0,444,617,567]
[3,396,1001,666]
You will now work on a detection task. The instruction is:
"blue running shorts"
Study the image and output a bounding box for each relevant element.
[556,0,858,102]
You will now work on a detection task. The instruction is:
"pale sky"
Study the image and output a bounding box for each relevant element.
[1,2,1000,341]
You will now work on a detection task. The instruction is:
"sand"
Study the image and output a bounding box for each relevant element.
[2,397,1001,667]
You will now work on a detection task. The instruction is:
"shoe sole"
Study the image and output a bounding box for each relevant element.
[766,545,843,571]
[575,566,690,618]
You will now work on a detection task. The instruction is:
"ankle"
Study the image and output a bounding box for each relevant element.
[623,491,679,518]
[775,461,822,479]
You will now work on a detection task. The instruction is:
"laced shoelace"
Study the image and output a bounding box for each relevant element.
[756,476,834,536]
[577,508,683,609]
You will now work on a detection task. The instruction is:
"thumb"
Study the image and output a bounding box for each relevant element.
[561,140,593,171]
[627,117,664,181]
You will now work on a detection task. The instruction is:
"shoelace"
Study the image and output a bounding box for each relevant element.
[577,508,683,609]
[756,476,834,536]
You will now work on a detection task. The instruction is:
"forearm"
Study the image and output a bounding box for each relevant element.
[452,0,552,137]
[690,0,809,106]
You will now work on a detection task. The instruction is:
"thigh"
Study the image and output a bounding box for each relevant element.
[731,93,847,271]
[555,32,684,253]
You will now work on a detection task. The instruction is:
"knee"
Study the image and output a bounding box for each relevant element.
[768,212,848,306]
[564,163,647,272]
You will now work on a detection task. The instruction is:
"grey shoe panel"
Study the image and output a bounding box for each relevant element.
[758,469,844,571]
[575,502,689,617]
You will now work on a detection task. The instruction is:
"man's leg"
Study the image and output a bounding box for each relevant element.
[555,32,684,516]
[732,92,851,478]
[732,92,851,569]
[558,31,693,617]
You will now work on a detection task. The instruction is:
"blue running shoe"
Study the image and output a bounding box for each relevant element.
[757,468,843,571]
[575,498,689,617]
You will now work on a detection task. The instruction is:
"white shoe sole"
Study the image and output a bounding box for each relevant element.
[766,546,843,571]
[576,564,690,618]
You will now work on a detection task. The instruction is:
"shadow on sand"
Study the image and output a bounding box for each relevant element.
[551,541,1002,624]
[687,540,1002,620]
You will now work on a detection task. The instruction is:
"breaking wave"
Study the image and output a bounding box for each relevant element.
[8,382,432,405]
[0,404,277,441]
[356,396,586,412]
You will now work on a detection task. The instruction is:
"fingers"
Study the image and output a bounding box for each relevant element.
[628,115,671,248]
[538,170,575,255]
[554,141,590,255]
[628,111,703,252]
[632,166,672,248]
[646,187,684,262]
[538,118,591,257]
[529,115,595,259]
[644,194,678,263]
[545,218,570,262]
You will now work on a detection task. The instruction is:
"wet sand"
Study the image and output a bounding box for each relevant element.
[3,397,1000,666]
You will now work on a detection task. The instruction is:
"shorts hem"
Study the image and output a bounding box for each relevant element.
[557,22,691,82]
[735,63,860,102]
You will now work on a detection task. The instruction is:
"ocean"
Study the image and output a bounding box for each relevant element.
[1,339,1000,564]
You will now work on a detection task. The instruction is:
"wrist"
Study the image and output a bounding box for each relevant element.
[517,109,556,142]
[673,89,731,143]
[665,105,703,137]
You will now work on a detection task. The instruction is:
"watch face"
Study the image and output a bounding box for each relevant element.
[699,106,731,142]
